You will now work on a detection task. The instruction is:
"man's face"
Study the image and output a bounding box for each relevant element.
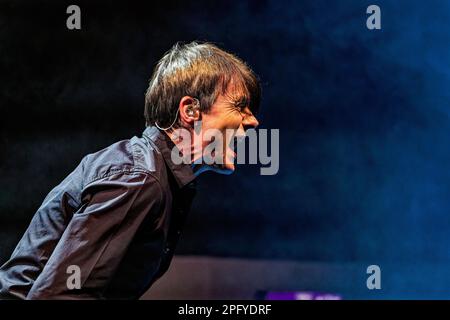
[196,89,259,174]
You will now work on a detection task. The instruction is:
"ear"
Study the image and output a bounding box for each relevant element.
[178,96,201,126]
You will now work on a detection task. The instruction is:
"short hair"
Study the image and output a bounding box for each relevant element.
[144,41,261,128]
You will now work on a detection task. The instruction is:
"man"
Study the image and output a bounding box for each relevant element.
[0,42,260,299]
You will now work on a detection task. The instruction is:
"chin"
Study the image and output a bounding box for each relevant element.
[222,164,235,175]
[212,163,235,175]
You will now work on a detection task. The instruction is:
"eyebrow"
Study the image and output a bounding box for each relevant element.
[232,96,249,107]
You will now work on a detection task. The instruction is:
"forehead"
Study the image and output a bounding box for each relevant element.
[219,79,250,104]
[215,91,248,107]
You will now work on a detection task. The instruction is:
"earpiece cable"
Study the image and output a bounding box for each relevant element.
[154,108,181,131]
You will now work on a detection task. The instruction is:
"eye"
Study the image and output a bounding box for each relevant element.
[238,105,253,117]
[233,97,248,109]
[233,101,247,112]
[236,105,245,113]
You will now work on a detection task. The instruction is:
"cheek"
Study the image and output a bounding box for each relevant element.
[219,117,242,142]
[225,113,243,130]
[204,112,242,135]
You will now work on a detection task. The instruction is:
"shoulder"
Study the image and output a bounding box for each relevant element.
[80,169,165,207]
[80,136,166,188]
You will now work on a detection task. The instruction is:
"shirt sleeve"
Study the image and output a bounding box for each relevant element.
[26,170,162,300]
[0,164,82,300]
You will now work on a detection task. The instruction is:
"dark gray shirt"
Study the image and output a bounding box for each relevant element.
[0,126,197,299]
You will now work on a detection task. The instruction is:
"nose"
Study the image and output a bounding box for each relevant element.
[242,114,259,131]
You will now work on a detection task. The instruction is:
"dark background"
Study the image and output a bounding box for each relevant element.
[1,0,450,297]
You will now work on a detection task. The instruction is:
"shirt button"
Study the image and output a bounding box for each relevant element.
[164,247,171,254]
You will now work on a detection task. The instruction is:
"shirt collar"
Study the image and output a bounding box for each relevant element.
[142,126,196,188]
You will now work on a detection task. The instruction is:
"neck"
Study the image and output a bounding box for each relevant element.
[165,129,206,176]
